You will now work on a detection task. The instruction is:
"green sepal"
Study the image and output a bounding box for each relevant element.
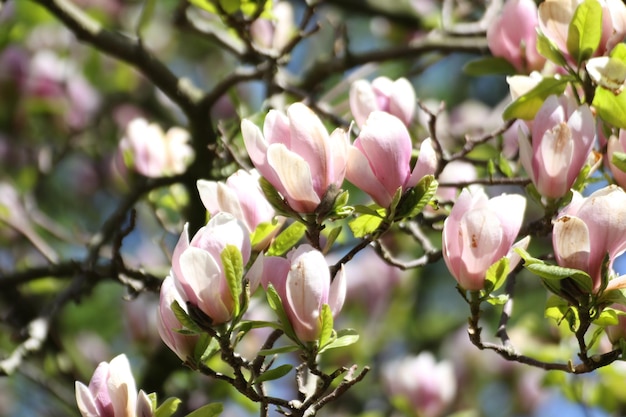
[463,56,518,76]
[329,189,353,220]
[567,0,603,65]
[318,303,335,350]
[155,397,181,417]
[394,175,438,220]
[267,221,306,256]
[253,364,293,384]
[503,76,570,120]
[318,328,359,353]
[265,284,299,343]
[185,403,224,417]
[323,226,342,255]
[536,30,568,67]
[171,300,203,333]
[483,257,510,294]
[221,244,243,317]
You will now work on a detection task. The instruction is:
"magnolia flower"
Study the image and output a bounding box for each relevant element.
[442,188,528,291]
[249,1,294,52]
[606,304,626,344]
[346,111,437,208]
[119,118,194,178]
[171,213,252,325]
[197,169,275,234]
[586,55,626,93]
[75,354,154,417]
[487,0,545,73]
[157,275,199,362]
[257,244,346,342]
[349,76,416,128]
[242,103,349,214]
[518,94,595,199]
[382,352,457,417]
[553,185,626,292]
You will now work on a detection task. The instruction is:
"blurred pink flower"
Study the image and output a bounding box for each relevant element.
[487,0,545,72]
[607,131,626,189]
[250,1,294,52]
[119,118,194,178]
[256,244,346,342]
[442,188,528,291]
[518,94,595,199]
[349,76,416,128]
[346,111,437,208]
[383,352,457,417]
[553,185,626,292]
[242,102,348,213]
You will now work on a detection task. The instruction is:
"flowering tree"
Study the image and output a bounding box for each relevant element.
[4,0,626,416]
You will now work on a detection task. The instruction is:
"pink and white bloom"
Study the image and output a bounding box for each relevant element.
[349,76,416,128]
[487,0,545,73]
[242,103,349,213]
[607,131,626,189]
[382,352,456,417]
[346,111,437,208]
[197,169,275,233]
[75,354,154,417]
[157,275,199,362]
[553,185,626,292]
[171,213,252,325]
[518,94,595,199]
[249,1,294,52]
[442,188,528,291]
[257,244,346,342]
[119,118,194,178]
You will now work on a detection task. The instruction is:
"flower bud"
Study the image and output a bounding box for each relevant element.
[346,111,437,208]
[242,103,348,214]
[518,94,595,199]
[442,188,528,291]
[171,213,251,325]
[258,244,346,342]
[349,76,416,128]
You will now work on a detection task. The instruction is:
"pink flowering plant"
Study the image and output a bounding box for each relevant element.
[10,1,626,417]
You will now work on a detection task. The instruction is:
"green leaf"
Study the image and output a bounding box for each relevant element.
[318,304,334,349]
[257,345,300,356]
[318,329,359,353]
[498,153,514,178]
[394,175,438,220]
[592,86,626,129]
[220,0,241,14]
[503,77,570,120]
[526,262,594,294]
[171,300,202,333]
[593,307,620,327]
[611,151,626,173]
[536,30,568,67]
[587,326,606,350]
[567,0,603,64]
[463,56,518,76]
[265,284,299,343]
[267,221,306,256]
[353,204,385,217]
[348,213,384,238]
[484,257,510,294]
[188,0,218,14]
[323,226,342,254]
[155,397,181,417]
[185,403,223,417]
[136,0,156,37]
[221,245,243,316]
[250,221,280,248]
[254,364,293,384]
[485,294,509,306]
[259,177,300,219]
[545,295,580,331]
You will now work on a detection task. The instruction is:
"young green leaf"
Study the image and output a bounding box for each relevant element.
[265,284,299,343]
[267,221,306,256]
[171,300,202,333]
[463,56,518,76]
[323,226,342,254]
[257,345,300,356]
[155,397,181,417]
[318,303,335,350]
[536,31,568,66]
[612,152,626,173]
[566,0,602,64]
[394,175,438,220]
[254,364,293,384]
[503,77,570,120]
[318,328,359,353]
[221,244,243,316]
[526,262,593,294]
[592,86,626,129]
[250,221,280,248]
[349,213,384,238]
[185,403,224,417]
[484,257,510,294]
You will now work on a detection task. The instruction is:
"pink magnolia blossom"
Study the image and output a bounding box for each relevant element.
[256,244,346,342]
[442,188,528,291]
[349,76,416,127]
[171,213,252,325]
[119,118,194,178]
[249,1,294,52]
[157,275,199,362]
[346,111,437,208]
[382,352,456,417]
[518,94,595,199]
[607,131,626,189]
[487,0,545,73]
[242,103,349,213]
[75,354,154,417]
[553,185,626,292]
[197,169,275,233]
